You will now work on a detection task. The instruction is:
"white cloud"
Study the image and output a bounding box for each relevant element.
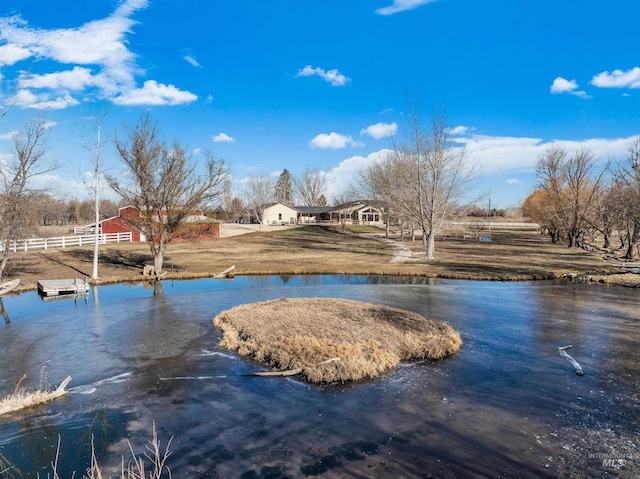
[447,125,473,136]
[183,55,201,68]
[360,122,397,139]
[463,133,634,174]
[0,130,18,140]
[324,149,392,202]
[0,43,32,66]
[0,4,143,81]
[310,132,364,149]
[31,94,80,110]
[317,133,639,205]
[0,0,194,108]
[26,172,83,198]
[13,89,80,109]
[213,132,235,143]
[12,89,38,106]
[19,66,103,91]
[115,0,149,17]
[296,65,350,87]
[375,0,436,16]
[205,94,214,103]
[550,77,590,98]
[113,80,197,106]
[591,67,640,89]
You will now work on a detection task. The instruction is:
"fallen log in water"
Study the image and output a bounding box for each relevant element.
[0,376,72,416]
[556,346,584,376]
[247,357,341,378]
[215,265,236,278]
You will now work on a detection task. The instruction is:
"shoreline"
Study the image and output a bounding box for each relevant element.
[12,270,640,295]
[6,225,639,293]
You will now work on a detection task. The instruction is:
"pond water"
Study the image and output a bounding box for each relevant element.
[0,276,638,478]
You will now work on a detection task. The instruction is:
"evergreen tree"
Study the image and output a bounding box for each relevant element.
[275,169,293,205]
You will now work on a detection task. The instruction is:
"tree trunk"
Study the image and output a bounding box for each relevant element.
[154,247,165,279]
[624,222,639,259]
[0,247,10,280]
[425,233,436,260]
[385,211,390,237]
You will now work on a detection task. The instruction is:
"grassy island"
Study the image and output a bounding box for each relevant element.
[213,297,462,383]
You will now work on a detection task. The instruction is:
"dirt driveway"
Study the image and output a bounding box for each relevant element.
[220,223,297,237]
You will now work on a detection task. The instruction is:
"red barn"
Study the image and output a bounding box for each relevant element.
[98,206,220,242]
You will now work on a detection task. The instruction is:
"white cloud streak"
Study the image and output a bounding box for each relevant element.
[183,55,201,68]
[550,77,590,98]
[0,130,17,140]
[0,0,196,108]
[310,132,364,149]
[591,67,640,89]
[360,122,397,139]
[296,65,350,87]
[375,0,437,16]
[213,132,235,143]
[113,80,197,106]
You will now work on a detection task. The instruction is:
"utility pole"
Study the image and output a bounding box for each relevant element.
[92,120,101,281]
[488,197,491,237]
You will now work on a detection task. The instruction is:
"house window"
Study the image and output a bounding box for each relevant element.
[278,213,282,220]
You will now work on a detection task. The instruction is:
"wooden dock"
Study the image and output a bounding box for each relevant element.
[37,277,90,297]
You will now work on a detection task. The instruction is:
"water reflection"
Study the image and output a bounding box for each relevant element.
[0,298,9,324]
[0,277,638,478]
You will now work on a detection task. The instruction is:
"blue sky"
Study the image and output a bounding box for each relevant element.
[0,0,639,209]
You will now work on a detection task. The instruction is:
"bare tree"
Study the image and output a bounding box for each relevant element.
[332,192,357,232]
[107,114,228,279]
[220,176,245,222]
[386,103,479,259]
[613,139,640,258]
[536,146,609,248]
[293,166,327,207]
[353,159,393,236]
[522,189,562,243]
[0,117,55,278]
[243,175,275,227]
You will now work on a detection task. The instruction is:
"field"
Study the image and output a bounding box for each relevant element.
[7,224,634,292]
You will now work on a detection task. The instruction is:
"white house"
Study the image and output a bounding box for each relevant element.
[262,201,385,226]
[262,203,298,225]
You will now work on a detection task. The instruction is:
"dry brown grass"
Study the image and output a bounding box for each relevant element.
[213,298,462,383]
[0,368,71,416]
[7,225,627,292]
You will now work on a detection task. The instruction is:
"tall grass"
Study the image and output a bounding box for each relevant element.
[46,422,172,479]
[0,367,71,417]
[214,298,462,383]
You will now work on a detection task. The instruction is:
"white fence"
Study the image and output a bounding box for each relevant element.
[3,232,133,253]
[446,220,539,228]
